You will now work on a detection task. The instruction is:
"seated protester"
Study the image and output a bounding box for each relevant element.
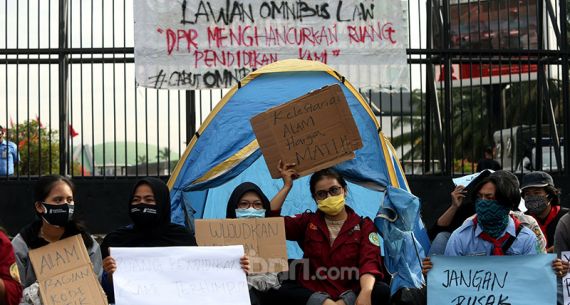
[470,170,547,254]
[422,171,568,277]
[269,162,390,305]
[428,185,473,255]
[428,171,493,255]
[431,171,547,256]
[11,175,102,305]
[226,182,280,305]
[522,171,567,253]
[1,231,22,305]
[100,177,198,304]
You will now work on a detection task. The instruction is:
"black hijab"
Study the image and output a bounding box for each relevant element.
[100,177,196,258]
[225,182,271,219]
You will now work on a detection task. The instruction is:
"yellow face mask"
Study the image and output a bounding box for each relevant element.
[317,194,346,216]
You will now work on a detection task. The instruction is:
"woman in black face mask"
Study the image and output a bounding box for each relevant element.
[100,177,198,303]
[11,175,102,304]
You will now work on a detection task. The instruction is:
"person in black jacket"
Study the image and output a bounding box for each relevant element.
[100,177,197,303]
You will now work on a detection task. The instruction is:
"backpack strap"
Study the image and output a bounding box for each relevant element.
[473,215,522,255]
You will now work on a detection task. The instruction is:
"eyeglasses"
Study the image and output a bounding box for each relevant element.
[237,201,264,209]
[314,186,343,200]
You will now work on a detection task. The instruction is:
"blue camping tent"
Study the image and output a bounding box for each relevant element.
[168,59,429,294]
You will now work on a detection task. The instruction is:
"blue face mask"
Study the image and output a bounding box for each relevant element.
[476,199,510,238]
[235,207,266,218]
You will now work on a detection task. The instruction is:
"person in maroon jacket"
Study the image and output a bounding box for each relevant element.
[269,163,390,305]
[0,231,22,305]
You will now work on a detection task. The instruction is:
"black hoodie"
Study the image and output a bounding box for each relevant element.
[100,177,196,303]
[100,177,196,258]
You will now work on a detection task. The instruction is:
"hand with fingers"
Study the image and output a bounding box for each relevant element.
[240,255,250,274]
[421,257,433,276]
[102,256,117,281]
[451,185,467,208]
[270,160,299,211]
[552,258,569,278]
[278,160,299,188]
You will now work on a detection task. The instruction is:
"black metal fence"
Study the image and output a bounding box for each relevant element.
[1,0,569,179]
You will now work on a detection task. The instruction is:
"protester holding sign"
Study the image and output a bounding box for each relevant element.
[10,175,102,305]
[422,171,567,276]
[269,163,390,305]
[225,182,280,305]
[428,171,493,255]
[0,231,22,305]
[100,177,198,303]
[429,171,547,256]
[521,171,567,253]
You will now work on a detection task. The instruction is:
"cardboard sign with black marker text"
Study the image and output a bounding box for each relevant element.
[29,234,107,305]
[251,84,363,178]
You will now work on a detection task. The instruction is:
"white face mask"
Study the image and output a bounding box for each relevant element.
[235,207,266,218]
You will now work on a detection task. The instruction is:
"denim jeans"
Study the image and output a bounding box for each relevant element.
[428,232,451,256]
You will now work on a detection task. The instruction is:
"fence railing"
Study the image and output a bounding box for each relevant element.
[1,0,568,179]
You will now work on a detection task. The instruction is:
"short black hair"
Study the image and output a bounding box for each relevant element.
[471,170,521,210]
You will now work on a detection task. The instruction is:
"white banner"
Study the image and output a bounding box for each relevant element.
[134,0,409,90]
[112,245,249,305]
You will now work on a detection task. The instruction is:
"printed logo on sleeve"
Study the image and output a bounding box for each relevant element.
[368,232,380,246]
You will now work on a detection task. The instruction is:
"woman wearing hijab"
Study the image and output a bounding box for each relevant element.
[11,175,102,305]
[100,177,197,303]
[225,182,279,305]
[226,182,272,219]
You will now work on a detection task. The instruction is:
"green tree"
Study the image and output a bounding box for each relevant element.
[390,87,489,170]
[136,155,147,165]
[390,80,561,174]
[159,147,171,161]
[6,119,59,176]
[5,119,84,176]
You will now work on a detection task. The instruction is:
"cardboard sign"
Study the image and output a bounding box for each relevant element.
[428,255,556,305]
[251,84,363,178]
[29,235,107,305]
[195,218,288,273]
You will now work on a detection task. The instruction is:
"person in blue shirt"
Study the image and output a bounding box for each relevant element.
[444,171,537,256]
[423,171,568,276]
[0,126,19,176]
